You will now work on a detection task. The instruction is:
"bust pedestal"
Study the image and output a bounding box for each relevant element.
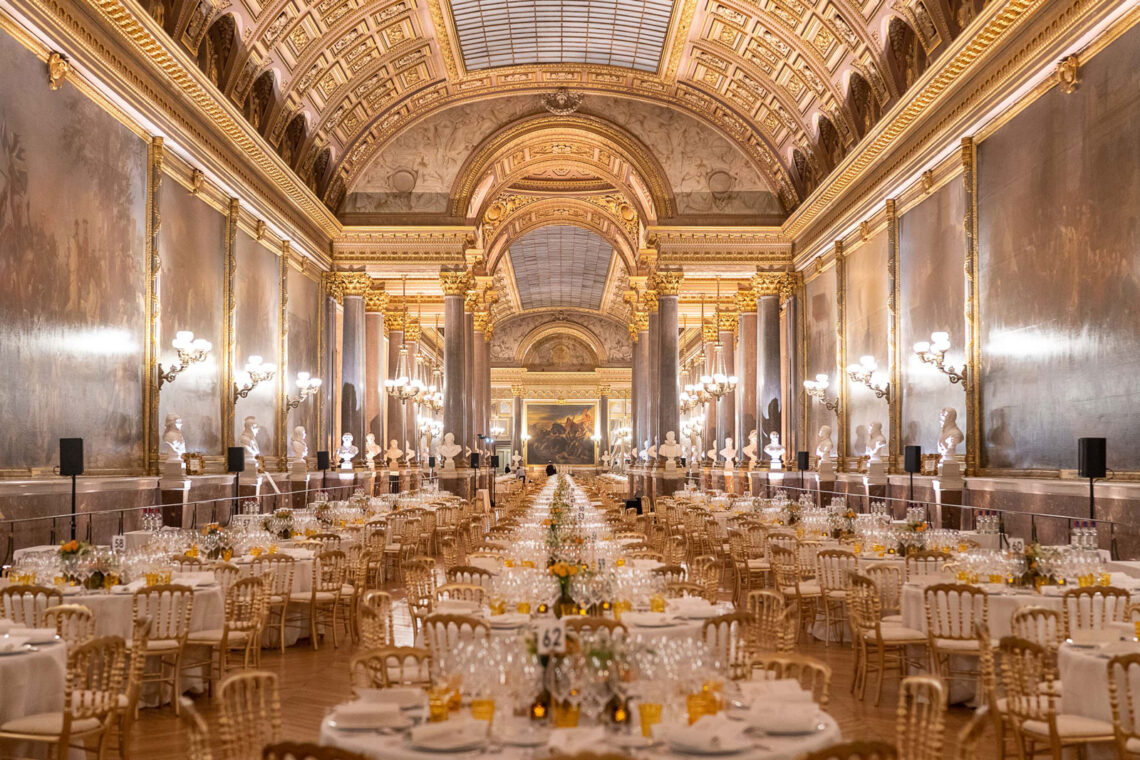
[159,472,190,528]
[935,456,967,528]
[439,467,475,499]
[862,460,888,512]
[289,461,312,509]
[814,461,836,505]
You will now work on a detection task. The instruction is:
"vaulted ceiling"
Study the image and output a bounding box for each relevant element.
[149,0,986,216]
[508,225,614,310]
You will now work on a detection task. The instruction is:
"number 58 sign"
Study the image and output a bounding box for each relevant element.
[537,619,566,655]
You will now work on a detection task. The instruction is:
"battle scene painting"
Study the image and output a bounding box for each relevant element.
[526,404,596,465]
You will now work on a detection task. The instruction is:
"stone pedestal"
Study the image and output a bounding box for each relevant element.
[440,469,475,499]
[289,469,312,509]
[159,477,190,528]
[935,458,966,528]
[814,461,836,506]
[767,470,786,498]
[331,471,355,500]
[863,461,888,511]
[238,472,262,501]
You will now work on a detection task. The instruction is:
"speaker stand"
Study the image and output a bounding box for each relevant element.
[69,473,77,541]
[1088,476,1097,521]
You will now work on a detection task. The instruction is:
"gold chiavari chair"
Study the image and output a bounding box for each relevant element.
[180,697,213,760]
[110,617,151,760]
[799,740,898,760]
[691,555,721,603]
[250,554,296,654]
[1062,586,1130,638]
[864,565,904,623]
[770,545,821,640]
[42,603,95,647]
[349,646,432,689]
[435,583,486,605]
[956,707,991,760]
[924,583,990,688]
[0,584,63,626]
[701,612,750,680]
[896,676,946,760]
[904,550,950,583]
[795,540,822,582]
[744,590,796,655]
[446,565,494,588]
[664,582,705,599]
[847,573,926,706]
[998,636,1113,760]
[216,671,281,760]
[1010,606,1065,672]
[750,653,832,707]
[310,533,343,551]
[0,635,126,760]
[337,545,370,644]
[403,557,437,639]
[362,524,388,587]
[440,536,462,571]
[171,555,206,573]
[358,590,395,649]
[262,742,368,760]
[289,550,347,650]
[816,549,858,647]
[663,535,686,566]
[422,614,490,660]
[132,583,194,715]
[186,576,268,692]
[212,562,241,594]
[1107,653,1140,760]
[564,617,627,640]
[651,565,687,585]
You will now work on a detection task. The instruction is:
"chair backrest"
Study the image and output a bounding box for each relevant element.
[846,574,883,639]
[664,581,704,599]
[896,676,946,760]
[996,636,1057,725]
[213,562,241,593]
[924,584,987,641]
[905,551,950,582]
[691,555,720,602]
[349,646,431,688]
[311,533,342,551]
[799,740,898,760]
[250,555,296,597]
[314,551,348,594]
[65,635,127,724]
[1062,586,1130,636]
[701,612,751,679]
[864,565,903,615]
[745,590,796,654]
[1107,653,1140,759]
[181,697,214,760]
[817,550,858,593]
[262,741,368,760]
[172,555,206,572]
[446,565,493,587]
[225,576,268,633]
[0,584,63,626]
[133,584,194,642]
[751,653,832,707]
[358,590,394,648]
[435,583,485,605]
[769,545,799,591]
[422,613,489,657]
[651,565,687,584]
[974,622,998,708]
[43,603,95,647]
[564,617,628,640]
[218,671,282,760]
[1010,606,1065,657]
[795,540,822,579]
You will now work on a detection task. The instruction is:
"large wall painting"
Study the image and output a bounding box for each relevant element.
[158,182,225,456]
[0,30,147,471]
[234,231,280,449]
[977,24,1140,472]
[526,403,596,465]
[899,178,966,453]
[287,267,320,441]
[804,266,837,456]
[843,231,889,456]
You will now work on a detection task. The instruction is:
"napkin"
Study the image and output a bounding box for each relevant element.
[545,726,606,755]
[356,687,423,708]
[8,627,57,644]
[436,600,481,615]
[622,611,674,627]
[409,717,486,749]
[0,636,29,653]
[664,714,750,753]
[331,701,402,729]
[738,678,814,704]
[669,597,716,617]
[746,703,820,734]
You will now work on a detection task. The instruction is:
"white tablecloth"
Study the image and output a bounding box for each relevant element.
[0,641,67,724]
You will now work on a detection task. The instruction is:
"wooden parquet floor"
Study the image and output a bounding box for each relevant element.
[124,592,1001,760]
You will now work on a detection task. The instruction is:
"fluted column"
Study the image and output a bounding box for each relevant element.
[646,289,660,456]
[440,269,469,468]
[339,273,371,455]
[735,287,758,444]
[655,270,683,459]
[384,309,405,450]
[364,290,388,444]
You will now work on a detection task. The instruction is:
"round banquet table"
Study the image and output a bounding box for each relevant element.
[319,714,841,760]
[55,583,225,640]
[0,641,67,725]
[1057,641,1140,760]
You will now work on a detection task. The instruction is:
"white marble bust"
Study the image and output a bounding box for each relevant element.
[742,429,759,468]
[640,439,650,462]
[406,440,416,464]
[290,426,308,462]
[867,421,887,462]
[511,450,522,469]
[162,413,186,463]
[365,433,381,468]
[647,437,658,461]
[720,436,736,467]
[816,425,834,463]
[239,416,261,462]
[764,432,786,469]
[385,439,403,468]
[659,431,683,464]
[336,433,358,470]
[938,407,964,459]
[439,432,462,468]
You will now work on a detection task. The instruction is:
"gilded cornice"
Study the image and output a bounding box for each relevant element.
[333,227,474,266]
[649,227,793,266]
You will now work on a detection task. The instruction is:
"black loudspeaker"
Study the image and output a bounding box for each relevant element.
[1079,438,1107,479]
[904,445,922,474]
[491,455,500,468]
[625,498,643,516]
[316,451,330,471]
[59,438,84,477]
[470,452,480,468]
[796,451,810,471]
[226,447,245,473]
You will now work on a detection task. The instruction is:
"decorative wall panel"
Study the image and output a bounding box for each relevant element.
[978,25,1140,472]
[899,178,966,454]
[803,266,837,455]
[0,31,147,472]
[234,231,280,451]
[843,232,889,456]
[288,268,321,442]
[158,183,226,456]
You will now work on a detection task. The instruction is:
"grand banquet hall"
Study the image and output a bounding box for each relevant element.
[1,0,1139,757]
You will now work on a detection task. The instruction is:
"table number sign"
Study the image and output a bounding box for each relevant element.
[111,534,127,552]
[537,619,566,655]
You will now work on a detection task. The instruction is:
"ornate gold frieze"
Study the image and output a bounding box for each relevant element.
[333,228,473,266]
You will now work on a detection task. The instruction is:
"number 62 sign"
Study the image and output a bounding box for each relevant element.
[537,619,566,655]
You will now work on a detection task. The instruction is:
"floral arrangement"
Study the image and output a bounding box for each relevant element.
[315,502,334,526]
[1017,542,1062,589]
[59,539,90,558]
[895,519,928,555]
[830,508,858,540]
[201,523,233,560]
[262,508,295,539]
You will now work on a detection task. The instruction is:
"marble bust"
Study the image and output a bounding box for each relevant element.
[239,416,261,463]
[641,439,650,462]
[720,436,736,469]
[336,433,358,470]
[816,425,834,463]
[764,432,786,470]
[162,413,186,463]
[406,440,416,465]
[511,450,522,470]
[742,429,759,468]
[290,426,308,462]
[938,407,964,459]
[365,433,381,468]
[867,421,888,462]
[659,431,683,465]
[439,432,462,469]
[646,437,658,461]
[385,439,403,468]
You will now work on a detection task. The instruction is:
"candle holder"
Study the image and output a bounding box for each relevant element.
[233,355,276,401]
[803,374,840,412]
[285,372,322,409]
[914,331,969,389]
[846,355,891,400]
[159,331,212,387]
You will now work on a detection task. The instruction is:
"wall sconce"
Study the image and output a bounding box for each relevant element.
[803,374,840,412]
[159,331,212,387]
[914,331,969,389]
[490,424,505,438]
[233,355,276,401]
[286,371,322,409]
[846,355,891,400]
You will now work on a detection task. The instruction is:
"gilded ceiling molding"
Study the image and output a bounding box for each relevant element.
[513,322,610,366]
[333,227,474,266]
[425,0,461,80]
[662,0,699,83]
[450,114,675,220]
[649,227,793,266]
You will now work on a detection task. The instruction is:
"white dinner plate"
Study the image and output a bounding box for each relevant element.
[752,720,827,737]
[407,736,488,753]
[666,734,752,755]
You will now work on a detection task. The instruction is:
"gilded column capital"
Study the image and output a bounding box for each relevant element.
[735,287,757,313]
[322,272,344,304]
[384,310,406,332]
[628,324,639,342]
[597,384,611,397]
[717,311,739,334]
[472,311,489,332]
[632,311,649,332]
[653,270,684,296]
[405,322,421,343]
[334,271,373,297]
[702,320,719,343]
[364,289,388,313]
[751,271,785,297]
[643,289,659,313]
[439,269,471,296]
[484,321,494,342]
[511,384,526,397]
[464,290,481,313]
[483,288,500,307]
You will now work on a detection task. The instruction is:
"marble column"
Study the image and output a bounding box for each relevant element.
[716,316,737,459]
[385,312,405,451]
[599,387,610,457]
[473,312,488,456]
[440,270,469,471]
[702,323,717,463]
[364,293,386,444]
[756,294,782,445]
[511,389,523,465]
[655,271,682,464]
[322,288,340,454]
[736,288,758,448]
[404,322,421,467]
[646,291,660,457]
[340,289,366,454]
[464,296,476,458]
[633,313,649,454]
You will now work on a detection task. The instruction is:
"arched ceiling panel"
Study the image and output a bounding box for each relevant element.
[509,226,613,310]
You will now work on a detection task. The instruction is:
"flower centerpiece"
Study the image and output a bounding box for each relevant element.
[262,508,295,539]
[548,561,580,618]
[895,517,927,556]
[201,523,233,560]
[1017,542,1062,590]
[830,508,857,540]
